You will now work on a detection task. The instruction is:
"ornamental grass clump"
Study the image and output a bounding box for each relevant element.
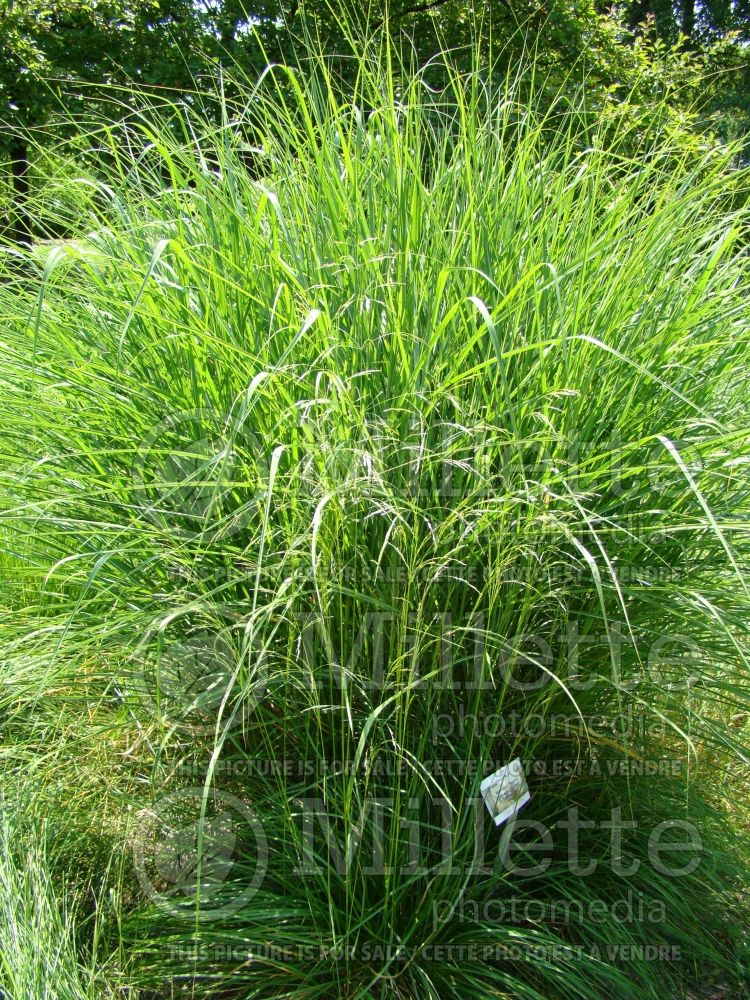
[0,40,749,1000]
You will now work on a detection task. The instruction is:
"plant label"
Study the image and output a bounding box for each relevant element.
[480,758,530,827]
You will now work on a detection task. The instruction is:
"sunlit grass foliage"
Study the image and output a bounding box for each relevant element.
[0,38,749,1000]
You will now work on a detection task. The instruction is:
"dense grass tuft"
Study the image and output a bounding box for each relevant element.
[1,44,749,999]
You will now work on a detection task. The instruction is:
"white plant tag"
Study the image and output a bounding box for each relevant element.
[480,758,530,827]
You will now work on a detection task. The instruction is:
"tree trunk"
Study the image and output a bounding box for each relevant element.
[8,138,31,247]
[681,0,695,42]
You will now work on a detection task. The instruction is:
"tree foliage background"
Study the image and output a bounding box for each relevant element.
[1,0,749,243]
